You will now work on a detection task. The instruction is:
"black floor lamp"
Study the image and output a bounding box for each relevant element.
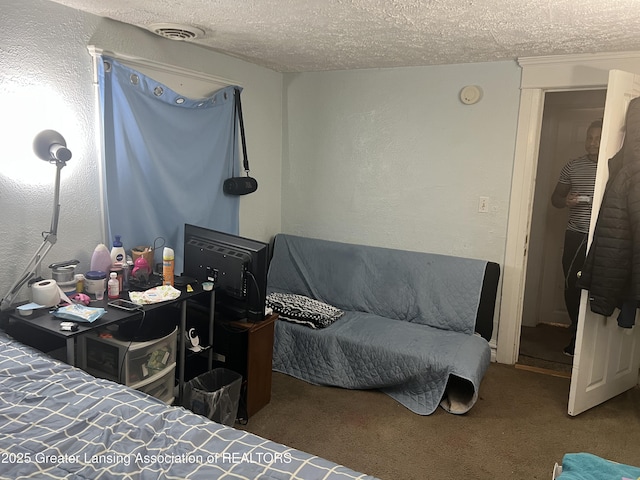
[0,130,72,311]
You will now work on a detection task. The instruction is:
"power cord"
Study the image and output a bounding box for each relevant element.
[245,270,262,320]
[564,234,588,289]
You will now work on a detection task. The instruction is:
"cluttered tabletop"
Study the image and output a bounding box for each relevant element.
[7,237,208,337]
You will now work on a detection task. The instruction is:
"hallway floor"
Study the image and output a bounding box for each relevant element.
[517,322,573,374]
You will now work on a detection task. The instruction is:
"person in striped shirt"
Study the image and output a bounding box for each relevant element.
[551,119,602,356]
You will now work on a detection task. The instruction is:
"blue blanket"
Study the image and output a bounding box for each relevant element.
[268,235,489,334]
[268,234,494,415]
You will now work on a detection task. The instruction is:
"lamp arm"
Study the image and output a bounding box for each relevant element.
[0,238,56,311]
[0,163,63,311]
[49,163,63,237]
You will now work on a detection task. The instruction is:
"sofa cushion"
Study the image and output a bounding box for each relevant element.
[267,234,492,336]
[272,312,491,415]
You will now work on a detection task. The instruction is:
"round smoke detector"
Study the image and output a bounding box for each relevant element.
[148,23,206,41]
[459,85,483,105]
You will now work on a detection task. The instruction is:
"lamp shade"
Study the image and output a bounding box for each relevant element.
[33,130,71,163]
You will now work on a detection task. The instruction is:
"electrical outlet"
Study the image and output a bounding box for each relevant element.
[478,196,489,213]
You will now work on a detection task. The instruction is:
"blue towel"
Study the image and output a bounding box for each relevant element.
[558,453,640,479]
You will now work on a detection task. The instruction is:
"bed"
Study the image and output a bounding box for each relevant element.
[0,331,376,479]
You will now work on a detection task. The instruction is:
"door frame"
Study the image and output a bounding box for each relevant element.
[496,51,640,364]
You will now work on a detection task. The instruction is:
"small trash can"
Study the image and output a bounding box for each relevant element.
[184,368,242,426]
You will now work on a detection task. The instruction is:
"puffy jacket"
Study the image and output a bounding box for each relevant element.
[577,97,640,317]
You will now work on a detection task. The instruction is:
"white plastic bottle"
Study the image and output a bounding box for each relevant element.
[110,235,126,266]
[162,247,175,287]
[108,272,120,299]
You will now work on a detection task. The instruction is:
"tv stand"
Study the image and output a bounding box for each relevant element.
[212,314,277,420]
[183,308,277,420]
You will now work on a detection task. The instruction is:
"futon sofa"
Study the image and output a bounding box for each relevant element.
[266,234,500,415]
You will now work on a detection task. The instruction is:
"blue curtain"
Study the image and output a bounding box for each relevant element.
[98,57,239,274]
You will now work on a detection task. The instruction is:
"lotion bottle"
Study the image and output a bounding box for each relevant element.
[162,247,175,287]
[110,235,126,266]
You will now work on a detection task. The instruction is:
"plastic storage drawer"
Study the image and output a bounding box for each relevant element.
[132,363,176,404]
[125,329,177,384]
[78,327,177,385]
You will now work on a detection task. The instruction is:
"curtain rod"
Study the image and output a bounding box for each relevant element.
[87,46,239,89]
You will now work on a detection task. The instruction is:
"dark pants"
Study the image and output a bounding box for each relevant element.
[562,229,588,348]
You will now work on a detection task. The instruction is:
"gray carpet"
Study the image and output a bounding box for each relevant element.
[238,364,640,480]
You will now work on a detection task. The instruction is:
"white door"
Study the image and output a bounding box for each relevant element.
[568,69,640,416]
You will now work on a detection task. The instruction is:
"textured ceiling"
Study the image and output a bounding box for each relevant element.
[50,0,640,72]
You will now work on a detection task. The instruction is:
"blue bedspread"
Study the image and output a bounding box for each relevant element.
[0,332,376,480]
[268,234,495,415]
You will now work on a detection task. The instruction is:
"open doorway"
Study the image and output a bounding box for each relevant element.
[517,89,606,374]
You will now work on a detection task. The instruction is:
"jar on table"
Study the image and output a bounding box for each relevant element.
[84,270,107,299]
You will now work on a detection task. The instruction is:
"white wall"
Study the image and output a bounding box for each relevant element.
[0,0,282,305]
[1,0,522,344]
[282,63,521,264]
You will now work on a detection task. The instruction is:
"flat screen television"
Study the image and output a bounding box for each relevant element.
[183,224,269,322]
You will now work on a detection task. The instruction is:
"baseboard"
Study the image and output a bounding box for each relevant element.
[514,363,571,379]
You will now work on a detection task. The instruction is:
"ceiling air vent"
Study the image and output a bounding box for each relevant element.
[148,23,205,41]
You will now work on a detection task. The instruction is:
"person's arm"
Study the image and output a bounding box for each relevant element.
[551,182,578,208]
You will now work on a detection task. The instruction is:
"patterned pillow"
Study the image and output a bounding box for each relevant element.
[267,292,344,329]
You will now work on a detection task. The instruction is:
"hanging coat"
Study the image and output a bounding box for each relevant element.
[577,96,640,325]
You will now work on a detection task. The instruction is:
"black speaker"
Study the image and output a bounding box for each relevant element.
[223,176,258,195]
[225,89,258,196]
